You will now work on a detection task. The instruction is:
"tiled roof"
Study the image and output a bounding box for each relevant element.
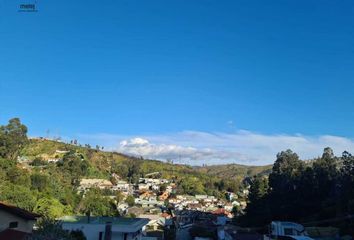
[0,202,40,220]
[212,208,230,215]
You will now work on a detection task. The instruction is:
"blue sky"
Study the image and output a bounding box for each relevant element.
[1,0,354,165]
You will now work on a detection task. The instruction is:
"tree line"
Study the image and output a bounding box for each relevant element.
[241,148,354,235]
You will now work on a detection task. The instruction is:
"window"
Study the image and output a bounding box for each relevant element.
[98,232,103,240]
[9,222,18,228]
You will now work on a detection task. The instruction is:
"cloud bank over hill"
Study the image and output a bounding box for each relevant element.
[77,131,354,165]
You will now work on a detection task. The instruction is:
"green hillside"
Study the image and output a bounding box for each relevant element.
[195,163,272,181]
[21,138,272,181]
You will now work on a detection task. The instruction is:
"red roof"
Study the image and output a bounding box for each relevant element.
[0,229,31,240]
[212,208,230,216]
[0,202,40,220]
[161,212,171,218]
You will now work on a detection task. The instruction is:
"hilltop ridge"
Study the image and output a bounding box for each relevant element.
[21,138,272,181]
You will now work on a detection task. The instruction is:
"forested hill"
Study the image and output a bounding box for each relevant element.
[195,164,272,181]
[21,138,271,182]
[1,118,270,220]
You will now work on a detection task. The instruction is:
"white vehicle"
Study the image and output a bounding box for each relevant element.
[265,221,314,240]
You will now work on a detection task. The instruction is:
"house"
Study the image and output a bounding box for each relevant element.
[212,208,232,218]
[55,150,70,154]
[78,179,113,192]
[195,195,208,200]
[232,200,240,206]
[158,191,169,201]
[113,180,131,192]
[226,192,236,201]
[224,203,234,212]
[138,183,150,191]
[0,202,40,239]
[240,201,247,209]
[60,216,149,240]
[47,158,61,163]
[139,191,156,200]
[136,199,162,208]
[166,185,173,193]
[138,214,163,231]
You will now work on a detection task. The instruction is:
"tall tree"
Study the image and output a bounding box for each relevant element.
[243,176,270,226]
[268,149,304,220]
[340,151,354,213]
[269,149,304,193]
[0,118,28,160]
[80,189,118,216]
[313,147,338,200]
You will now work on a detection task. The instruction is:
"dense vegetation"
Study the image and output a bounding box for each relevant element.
[241,148,354,235]
[196,163,272,181]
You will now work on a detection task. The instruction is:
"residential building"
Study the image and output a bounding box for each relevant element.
[0,202,40,239]
[78,179,113,192]
[60,216,149,240]
[113,180,131,192]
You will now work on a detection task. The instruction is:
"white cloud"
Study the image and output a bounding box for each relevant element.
[117,137,246,163]
[76,131,354,165]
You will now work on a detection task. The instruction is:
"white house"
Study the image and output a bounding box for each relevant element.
[78,179,113,192]
[60,216,149,240]
[0,202,40,238]
[138,184,150,191]
[113,180,131,192]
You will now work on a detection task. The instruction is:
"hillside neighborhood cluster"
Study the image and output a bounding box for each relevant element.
[11,141,250,240]
[78,173,248,218]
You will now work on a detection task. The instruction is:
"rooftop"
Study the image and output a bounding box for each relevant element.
[0,202,40,220]
[60,216,150,233]
[60,216,146,225]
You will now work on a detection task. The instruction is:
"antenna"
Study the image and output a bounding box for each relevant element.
[46,129,50,139]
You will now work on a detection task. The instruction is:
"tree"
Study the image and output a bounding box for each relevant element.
[125,195,135,207]
[313,147,338,201]
[31,173,49,192]
[269,149,304,193]
[248,176,268,204]
[28,218,86,240]
[179,176,205,195]
[267,150,304,220]
[111,163,128,178]
[242,176,270,226]
[0,118,28,161]
[31,157,47,166]
[80,189,118,216]
[341,151,354,178]
[340,151,354,213]
[126,159,141,184]
[34,197,66,219]
[159,184,167,192]
[0,183,36,211]
[57,151,89,185]
[115,191,124,203]
[7,167,31,187]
